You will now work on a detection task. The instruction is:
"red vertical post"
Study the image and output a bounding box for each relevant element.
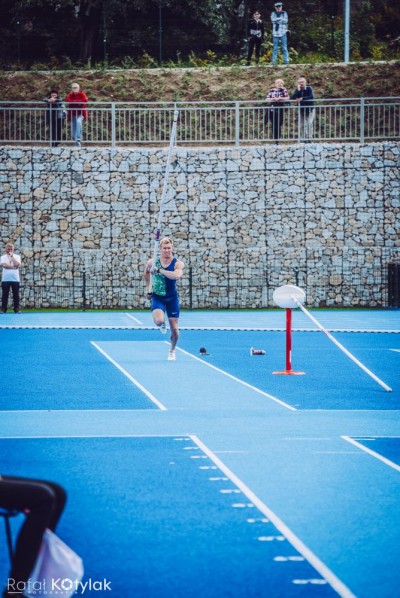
[273,308,305,376]
[286,308,292,372]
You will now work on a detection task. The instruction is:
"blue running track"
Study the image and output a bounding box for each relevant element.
[0,310,399,598]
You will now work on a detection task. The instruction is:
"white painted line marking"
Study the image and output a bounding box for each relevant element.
[341,436,400,472]
[282,437,333,441]
[313,451,363,454]
[0,434,195,440]
[1,324,399,333]
[191,435,356,598]
[354,435,400,438]
[175,346,296,411]
[275,555,305,562]
[91,341,167,411]
[0,409,165,414]
[125,313,144,325]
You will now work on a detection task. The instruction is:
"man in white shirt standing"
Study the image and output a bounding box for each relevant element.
[1,242,21,313]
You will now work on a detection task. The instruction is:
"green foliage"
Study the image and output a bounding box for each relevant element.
[369,43,385,61]
[258,43,298,66]
[187,50,219,68]
[136,52,158,69]
[213,83,237,101]
[352,1,376,57]
[296,52,332,64]
[0,0,399,68]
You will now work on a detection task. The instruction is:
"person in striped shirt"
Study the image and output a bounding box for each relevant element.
[265,78,290,141]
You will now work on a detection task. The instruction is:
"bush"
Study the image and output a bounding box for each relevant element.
[136,52,158,69]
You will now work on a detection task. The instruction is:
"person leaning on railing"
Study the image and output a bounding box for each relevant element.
[65,83,88,148]
[291,77,315,141]
[264,78,290,142]
[44,89,65,147]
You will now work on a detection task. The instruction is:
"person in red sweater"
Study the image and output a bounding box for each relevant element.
[65,83,88,147]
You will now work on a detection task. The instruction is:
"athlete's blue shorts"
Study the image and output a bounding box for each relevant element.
[151,293,180,319]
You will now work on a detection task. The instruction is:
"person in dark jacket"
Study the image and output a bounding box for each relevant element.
[44,89,65,147]
[247,11,264,65]
[291,77,315,140]
[65,83,88,147]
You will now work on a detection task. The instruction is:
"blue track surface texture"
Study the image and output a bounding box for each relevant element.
[0,311,399,598]
[0,437,342,598]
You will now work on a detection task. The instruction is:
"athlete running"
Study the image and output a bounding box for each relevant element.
[144,237,184,361]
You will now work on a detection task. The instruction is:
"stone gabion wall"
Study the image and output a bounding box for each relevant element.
[0,142,399,308]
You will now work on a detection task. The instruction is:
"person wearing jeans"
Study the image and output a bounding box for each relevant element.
[65,83,88,147]
[271,1,289,65]
[71,114,84,145]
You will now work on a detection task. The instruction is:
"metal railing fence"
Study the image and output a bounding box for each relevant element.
[1,98,399,146]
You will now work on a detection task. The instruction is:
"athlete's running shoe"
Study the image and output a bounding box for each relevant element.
[168,350,176,361]
[160,321,167,334]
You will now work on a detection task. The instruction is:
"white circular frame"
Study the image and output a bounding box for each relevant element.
[273,285,306,309]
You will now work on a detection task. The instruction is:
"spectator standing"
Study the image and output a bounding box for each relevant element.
[1,242,21,314]
[265,78,290,141]
[247,10,265,65]
[65,83,88,147]
[291,77,315,141]
[271,1,289,65]
[44,89,65,147]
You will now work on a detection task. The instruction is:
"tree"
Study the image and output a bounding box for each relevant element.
[0,0,398,66]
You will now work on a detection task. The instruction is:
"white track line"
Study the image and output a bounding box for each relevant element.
[125,313,144,325]
[175,345,296,411]
[341,436,400,472]
[191,435,356,598]
[91,341,167,411]
[0,434,190,439]
[1,325,399,332]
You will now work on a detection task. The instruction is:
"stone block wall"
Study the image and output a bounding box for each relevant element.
[0,143,399,308]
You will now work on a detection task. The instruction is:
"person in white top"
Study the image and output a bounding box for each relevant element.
[1,242,21,313]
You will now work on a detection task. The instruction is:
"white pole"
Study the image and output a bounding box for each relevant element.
[148,109,179,294]
[291,296,392,392]
[344,0,350,63]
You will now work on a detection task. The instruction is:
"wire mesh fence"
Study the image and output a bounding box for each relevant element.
[18,248,398,310]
